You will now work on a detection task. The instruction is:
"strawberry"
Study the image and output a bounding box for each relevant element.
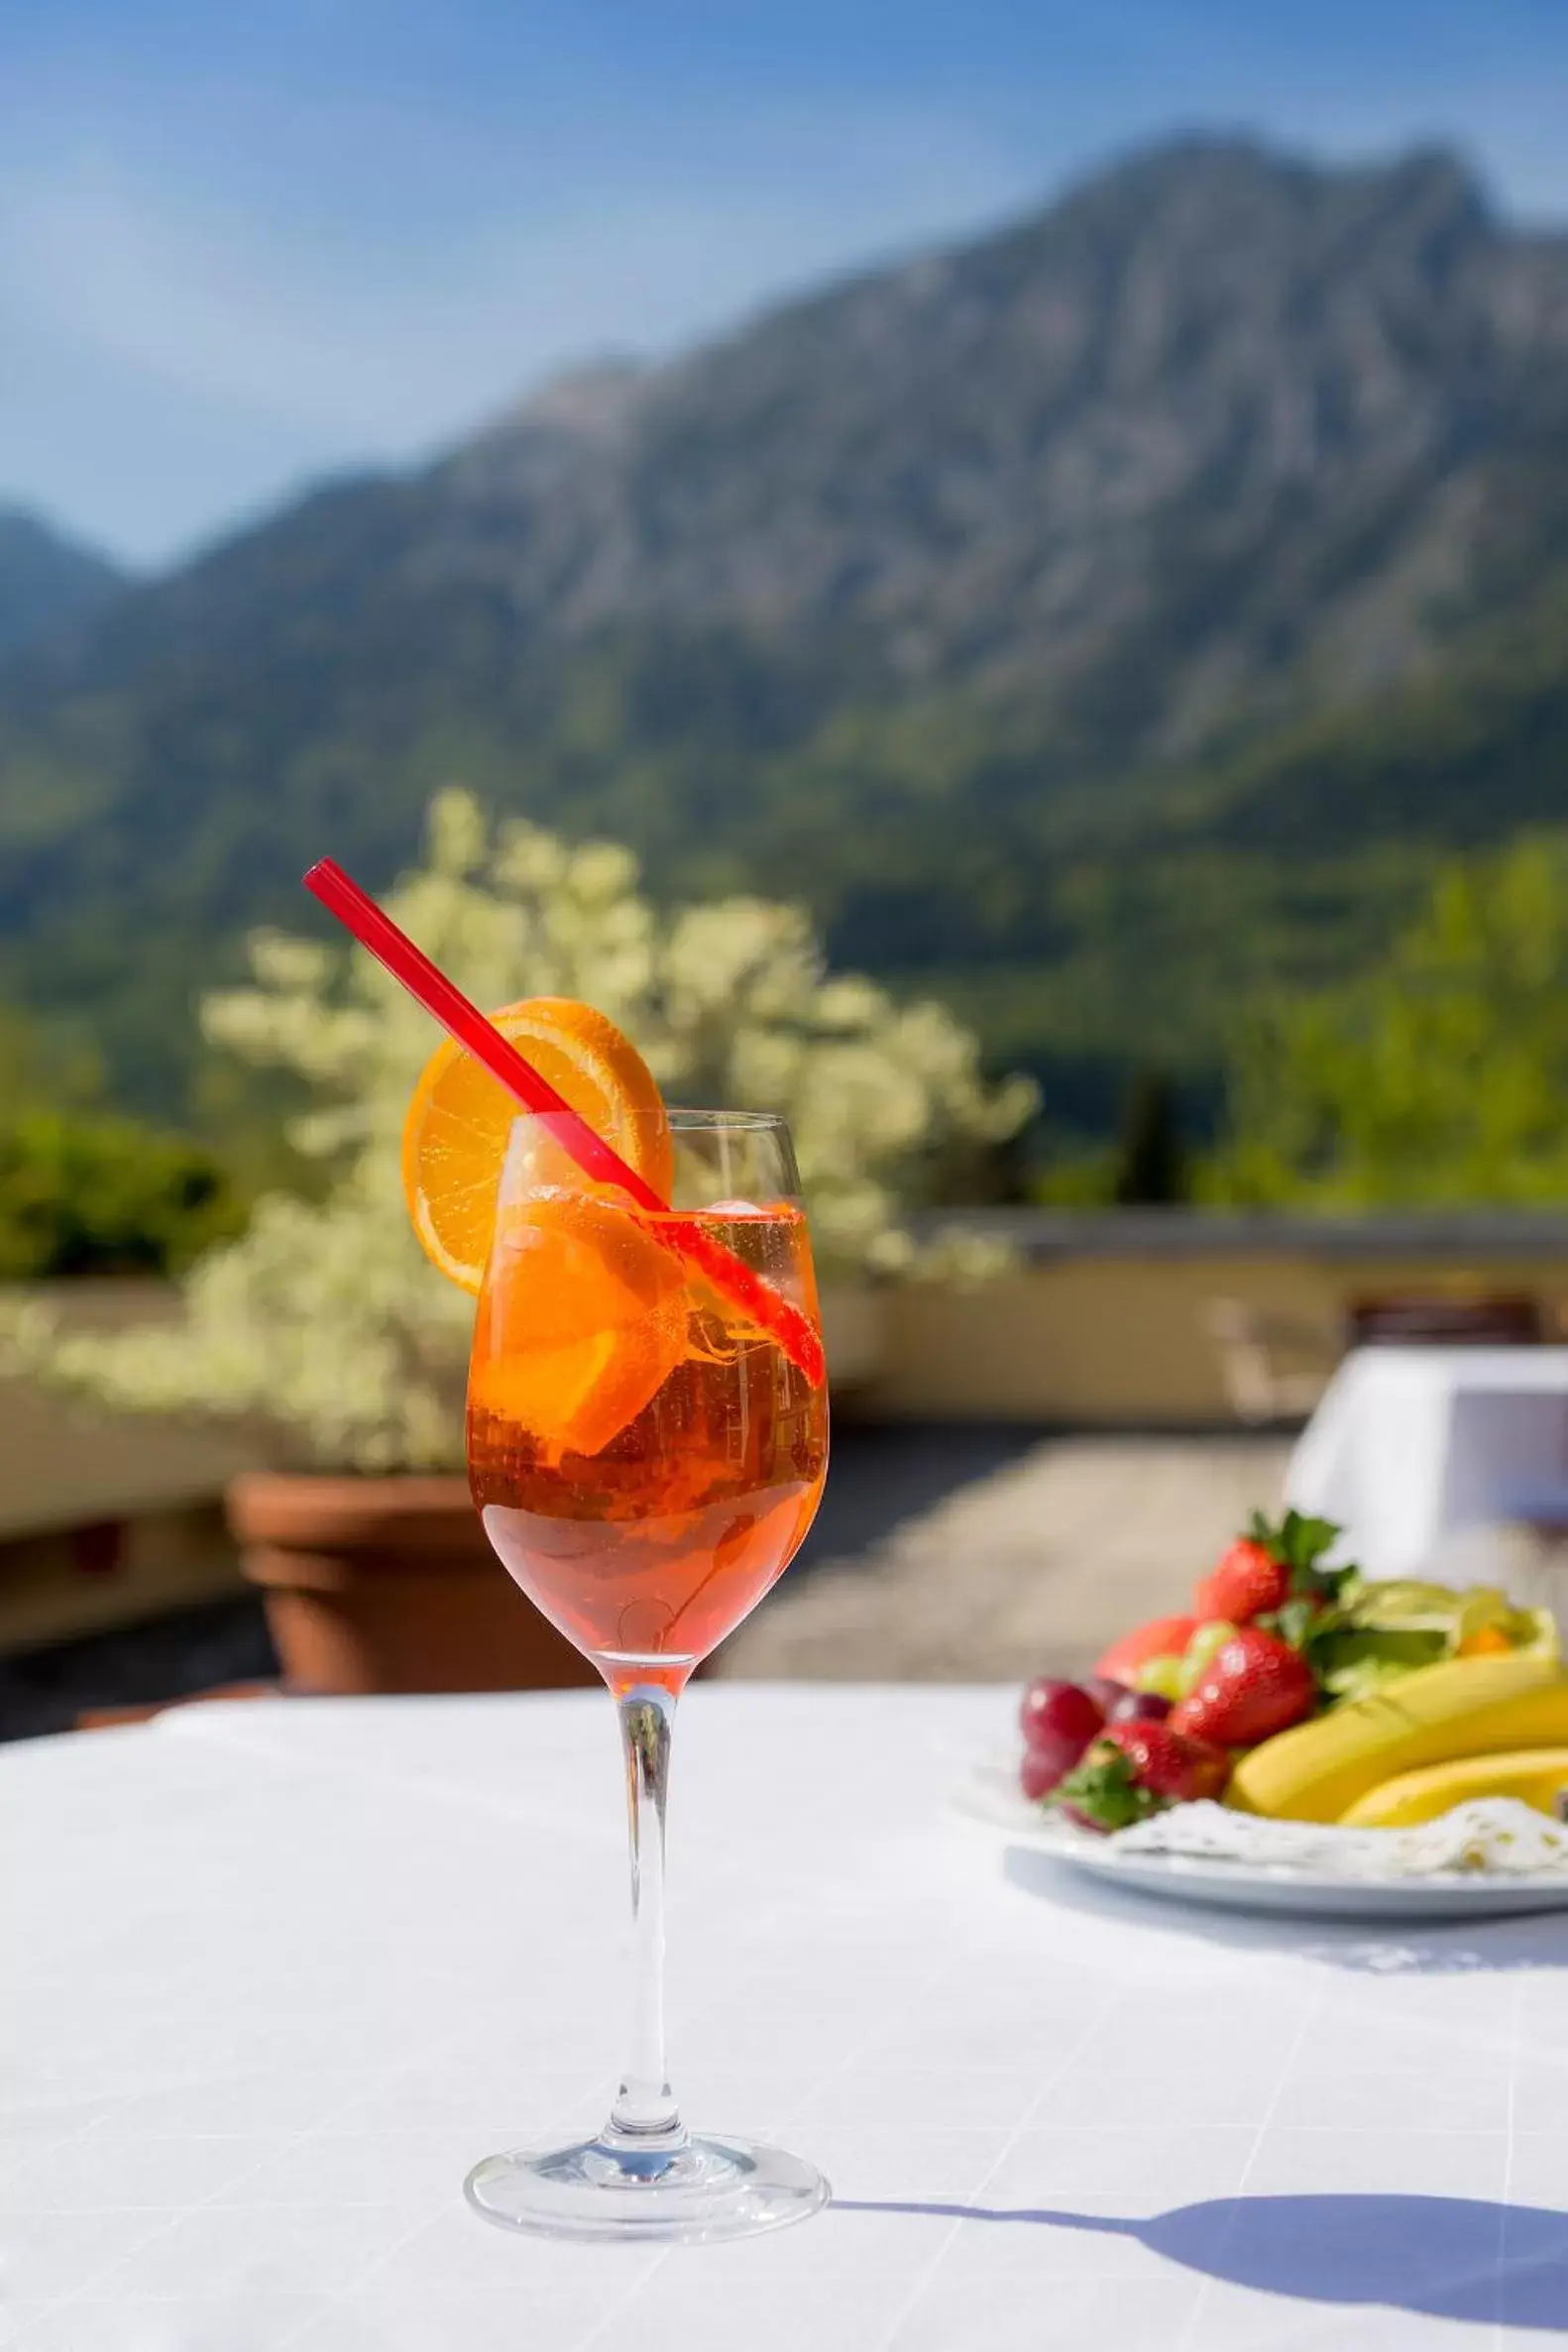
[1095,1614,1197,1686]
[1193,1510,1353,1629]
[1056,1721,1230,1833]
[1193,1537,1288,1624]
[1170,1625,1317,1748]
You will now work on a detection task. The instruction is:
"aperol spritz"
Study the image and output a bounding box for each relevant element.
[460,1104,830,2239]
[470,1181,826,1692]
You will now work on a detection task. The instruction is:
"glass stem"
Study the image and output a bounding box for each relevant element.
[606,1684,686,2150]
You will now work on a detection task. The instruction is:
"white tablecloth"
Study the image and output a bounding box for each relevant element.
[1288,1345,1568,1581]
[7,1684,1568,2349]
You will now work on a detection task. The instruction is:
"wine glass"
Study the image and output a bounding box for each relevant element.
[464,1109,831,2240]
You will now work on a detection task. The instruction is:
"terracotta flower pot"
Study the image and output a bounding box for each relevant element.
[227,1471,598,1697]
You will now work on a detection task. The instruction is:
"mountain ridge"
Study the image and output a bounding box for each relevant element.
[2,133,1566,1126]
[0,507,127,663]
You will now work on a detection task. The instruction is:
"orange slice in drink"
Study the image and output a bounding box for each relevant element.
[470,1192,690,1460]
[401,997,674,1293]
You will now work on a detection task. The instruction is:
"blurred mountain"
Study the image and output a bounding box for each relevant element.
[0,508,125,658]
[2,134,1567,1121]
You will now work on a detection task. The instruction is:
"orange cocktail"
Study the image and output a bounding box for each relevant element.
[400,998,831,2242]
[469,1185,827,1691]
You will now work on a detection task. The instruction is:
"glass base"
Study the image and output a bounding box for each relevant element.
[465,2129,831,2244]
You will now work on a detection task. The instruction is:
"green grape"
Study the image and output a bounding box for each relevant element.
[1133,1653,1187,1701]
[1178,1620,1239,1696]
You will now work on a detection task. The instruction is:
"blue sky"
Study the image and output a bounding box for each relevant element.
[3,0,1566,568]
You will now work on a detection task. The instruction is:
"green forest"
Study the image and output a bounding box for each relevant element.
[5,559,1568,1262]
[3,566,1566,1143]
[5,572,1568,1266]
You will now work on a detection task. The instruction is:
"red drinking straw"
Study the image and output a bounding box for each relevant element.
[302,857,826,1389]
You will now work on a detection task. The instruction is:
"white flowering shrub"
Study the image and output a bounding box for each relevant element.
[8,790,1035,1469]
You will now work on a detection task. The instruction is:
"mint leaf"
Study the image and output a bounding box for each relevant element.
[1284,1512,1340,1571]
[1250,1507,1357,1601]
[1263,1596,1324,1650]
[1055,1746,1162,1833]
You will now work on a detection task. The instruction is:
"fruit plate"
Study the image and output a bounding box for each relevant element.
[952,1761,1568,1920]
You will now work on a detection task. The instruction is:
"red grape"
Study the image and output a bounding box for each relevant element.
[1018,1678,1104,1750]
[1083,1676,1129,1717]
[1111,1690,1174,1724]
[1020,1737,1082,1802]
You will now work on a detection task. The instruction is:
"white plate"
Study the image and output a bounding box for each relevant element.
[952,1762,1568,1921]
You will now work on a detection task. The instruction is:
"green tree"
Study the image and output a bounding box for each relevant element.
[1207,835,1568,1205]
[0,999,239,1277]
[0,1111,244,1280]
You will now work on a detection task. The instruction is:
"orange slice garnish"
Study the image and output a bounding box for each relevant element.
[401,997,673,1292]
[469,1192,689,1459]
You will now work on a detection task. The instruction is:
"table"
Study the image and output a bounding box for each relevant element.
[6,1685,1568,2348]
[1288,1345,1568,1581]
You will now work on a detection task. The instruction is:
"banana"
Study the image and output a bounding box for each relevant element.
[1227,1613,1566,1823]
[1341,1748,1568,1829]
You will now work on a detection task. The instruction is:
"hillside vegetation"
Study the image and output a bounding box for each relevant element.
[1,137,1566,1135]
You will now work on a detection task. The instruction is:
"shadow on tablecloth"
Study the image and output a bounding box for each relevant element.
[1002,1847,1568,1973]
[835,2192,1568,2329]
